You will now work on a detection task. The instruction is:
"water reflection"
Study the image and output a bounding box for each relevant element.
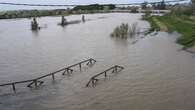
[112,37,128,47]
[31,29,39,36]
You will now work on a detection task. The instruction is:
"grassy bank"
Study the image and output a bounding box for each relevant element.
[143,15,160,33]
[145,14,195,48]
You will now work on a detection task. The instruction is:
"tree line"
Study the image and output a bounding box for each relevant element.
[141,0,166,10]
[72,4,116,11]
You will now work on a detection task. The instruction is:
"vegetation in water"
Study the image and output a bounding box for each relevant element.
[111,23,129,38]
[110,23,139,38]
[129,22,139,37]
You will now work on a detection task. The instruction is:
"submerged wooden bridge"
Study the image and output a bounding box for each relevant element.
[86,65,124,87]
[0,58,96,93]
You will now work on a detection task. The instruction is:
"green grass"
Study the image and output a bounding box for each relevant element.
[145,14,195,48]
[143,15,160,33]
[156,15,195,47]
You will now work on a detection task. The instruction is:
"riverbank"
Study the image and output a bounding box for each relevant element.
[0,4,116,19]
[0,9,115,19]
[0,9,69,19]
[144,14,195,51]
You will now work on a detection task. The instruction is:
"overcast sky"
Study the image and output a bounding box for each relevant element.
[0,0,190,10]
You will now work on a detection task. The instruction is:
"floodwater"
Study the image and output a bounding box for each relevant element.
[0,13,195,110]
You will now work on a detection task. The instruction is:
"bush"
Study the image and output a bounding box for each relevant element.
[111,22,139,39]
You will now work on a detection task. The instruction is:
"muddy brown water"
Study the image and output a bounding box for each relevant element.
[0,13,195,110]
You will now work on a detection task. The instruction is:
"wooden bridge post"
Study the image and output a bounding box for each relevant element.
[52,73,55,80]
[115,66,118,73]
[34,80,37,87]
[104,71,107,78]
[90,58,92,64]
[87,59,91,65]
[69,68,73,73]
[12,83,16,93]
[67,68,70,74]
[62,69,66,75]
[0,58,97,92]
[79,63,82,71]
[86,65,123,88]
[88,58,93,65]
[92,78,95,87]
[66,68,73,74]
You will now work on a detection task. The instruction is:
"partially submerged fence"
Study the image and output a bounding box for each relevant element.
[86,65,124,87]
[0,58,96,93]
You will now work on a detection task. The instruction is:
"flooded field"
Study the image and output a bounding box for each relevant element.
[0,13,195,110]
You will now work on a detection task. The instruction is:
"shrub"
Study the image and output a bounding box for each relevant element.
[110,22,139,39]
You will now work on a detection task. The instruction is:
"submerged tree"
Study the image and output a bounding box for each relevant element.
[111,23,128,38]
[120,23,129,38]
[110,22,139,39]
[129,22,138,38]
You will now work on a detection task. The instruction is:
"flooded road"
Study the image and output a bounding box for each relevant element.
[0,13,195,110]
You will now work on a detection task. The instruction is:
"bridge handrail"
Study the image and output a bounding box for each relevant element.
[0,58,96,92]
[86,65,124,87]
